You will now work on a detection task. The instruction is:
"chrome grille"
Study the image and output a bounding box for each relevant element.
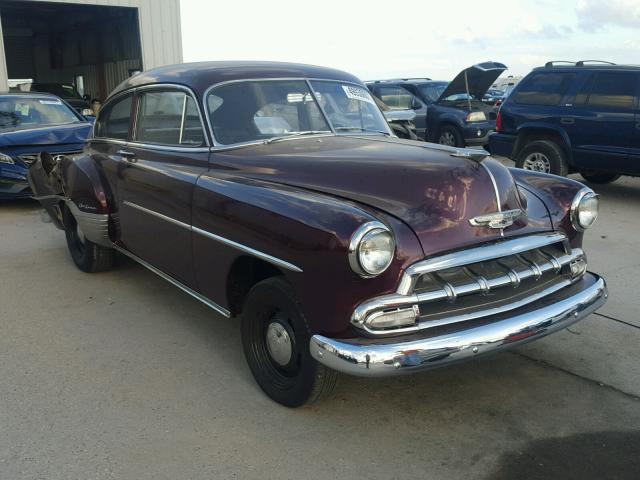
[352,233,587,335]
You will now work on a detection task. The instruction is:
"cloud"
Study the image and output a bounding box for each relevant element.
[577,0,640,31]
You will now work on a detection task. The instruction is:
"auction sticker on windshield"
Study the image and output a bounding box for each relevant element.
[342,85,375,105]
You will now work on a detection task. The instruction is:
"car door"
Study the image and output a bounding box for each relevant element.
[564,70,637,174]
[117,86,210,287]
[629,74,640,174]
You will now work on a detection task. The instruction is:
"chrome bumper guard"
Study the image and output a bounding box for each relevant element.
[310,273,606,377]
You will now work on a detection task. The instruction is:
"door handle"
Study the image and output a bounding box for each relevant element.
[560,117,575,125]
[117,150,137,162]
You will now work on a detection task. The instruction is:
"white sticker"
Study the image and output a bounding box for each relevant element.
[39,99,62,105]
[342,85,375,105]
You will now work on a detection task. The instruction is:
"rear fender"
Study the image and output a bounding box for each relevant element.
[27,152,113,247]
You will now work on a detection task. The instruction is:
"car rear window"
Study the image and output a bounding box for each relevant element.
[512,72,576,106]
[574,71,637,110]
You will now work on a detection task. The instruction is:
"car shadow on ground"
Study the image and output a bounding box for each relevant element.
[487,430,640,480]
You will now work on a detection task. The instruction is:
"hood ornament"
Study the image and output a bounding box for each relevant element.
[469,209,524,229]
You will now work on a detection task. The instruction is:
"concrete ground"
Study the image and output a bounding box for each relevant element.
[1,173,639,480]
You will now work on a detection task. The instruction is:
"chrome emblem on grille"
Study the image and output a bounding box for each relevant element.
[52,154,67,163]
[469,209,524,229]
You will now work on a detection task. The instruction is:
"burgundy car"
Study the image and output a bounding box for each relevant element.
[28,62,607,407]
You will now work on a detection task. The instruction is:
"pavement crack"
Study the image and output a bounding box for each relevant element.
[593,312,640,330]
[511,351,640,402]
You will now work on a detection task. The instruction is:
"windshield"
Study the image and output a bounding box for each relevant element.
[206,79,389,145]
[0,96,82,130]
[31,83,81,99]
[416,82,448,103]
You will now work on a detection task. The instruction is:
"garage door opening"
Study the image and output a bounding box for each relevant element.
[0,0,142,104]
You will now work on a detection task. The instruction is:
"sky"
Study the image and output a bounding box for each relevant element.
[180,0,640,81]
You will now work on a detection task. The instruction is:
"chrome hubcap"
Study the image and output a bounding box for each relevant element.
[523,152,551,173]
[266,321,292,366]
[439,131,455,146]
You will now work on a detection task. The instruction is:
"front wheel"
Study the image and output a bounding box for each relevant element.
[437,126,464,147]
[241,277,338,407]
[64,207,114,273]
[580,171,621,184]
[515,140,568,176]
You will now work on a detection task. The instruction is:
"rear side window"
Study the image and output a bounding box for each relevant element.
[135,90,205,146]
[96,94,132,140]
[377,86,414,110]
[513,72,576,106]
[575,72,637,110]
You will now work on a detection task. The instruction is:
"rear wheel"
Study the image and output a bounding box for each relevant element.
[579,171,621,184]
[437,126,463,147]
[515,140,568,176]
[241,277,338,407]
[64,208,114,273]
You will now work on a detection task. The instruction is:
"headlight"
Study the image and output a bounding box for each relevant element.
[349,221,395,277]
[81,108,94,116]
[570,188,599,231]
[466,111,486,122]
[0,153,14,164]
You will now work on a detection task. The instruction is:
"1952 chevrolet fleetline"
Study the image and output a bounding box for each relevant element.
[28,62,607,407]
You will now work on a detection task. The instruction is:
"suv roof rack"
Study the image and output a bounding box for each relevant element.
[544,60,617,68]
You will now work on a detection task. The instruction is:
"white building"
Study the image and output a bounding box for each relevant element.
[0,0,182,99]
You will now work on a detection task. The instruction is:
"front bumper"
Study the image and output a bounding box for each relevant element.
[310,273,606,377]
[462,121,495,146]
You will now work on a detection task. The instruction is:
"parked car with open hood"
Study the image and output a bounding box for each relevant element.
[373,95,418,140]
[29,61,607,407]
[0,92,92,199]
[368,62,507,147]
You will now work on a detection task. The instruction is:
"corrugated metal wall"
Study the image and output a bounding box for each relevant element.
[0,0,183,92]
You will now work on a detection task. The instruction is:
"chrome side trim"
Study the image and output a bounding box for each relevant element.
[122,200,302,273]
[396,233,567,295]
[192,226,303,273]
[114,245,231,318]
[311,274,607,377]
[122,200,191,230]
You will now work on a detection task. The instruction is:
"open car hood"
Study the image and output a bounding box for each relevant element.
[437,62,507,102]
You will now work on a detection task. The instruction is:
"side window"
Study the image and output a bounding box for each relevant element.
[513,72,576,106]
[135,90,205,146]
[377,86,414,110]
[96,94,132,140]
[575,72,637,110]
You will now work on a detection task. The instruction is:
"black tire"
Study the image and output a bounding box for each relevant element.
[241,277,338,407]
[437,125,464,147]
[579,171,621,184]
[63,207,114,273]
[515,140,568,176]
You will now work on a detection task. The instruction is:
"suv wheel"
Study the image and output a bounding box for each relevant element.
[579,171,621,184]
[437,126,463,147]
[515,140,568,176]
[241,277,338,407]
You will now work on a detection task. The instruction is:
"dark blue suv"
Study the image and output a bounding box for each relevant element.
[490,61,640,183]
[367,62,506,147]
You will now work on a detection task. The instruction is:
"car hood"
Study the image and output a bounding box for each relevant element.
[0,122,92,148]
[214,135,552,257]
[437,62,507,102]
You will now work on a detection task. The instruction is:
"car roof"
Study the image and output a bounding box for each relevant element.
[533,63,640,73]
[0,91,61,98]
[109,61,363,99]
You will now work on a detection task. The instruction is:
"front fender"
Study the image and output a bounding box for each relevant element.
[192,173,424,336]
[509,168,586,248]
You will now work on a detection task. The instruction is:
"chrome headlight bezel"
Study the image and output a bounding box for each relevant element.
[570,187,599,232]
[348,221,395,278]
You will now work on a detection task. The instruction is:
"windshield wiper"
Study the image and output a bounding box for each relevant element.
[334,127,391,136]
[264,130,331,144]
